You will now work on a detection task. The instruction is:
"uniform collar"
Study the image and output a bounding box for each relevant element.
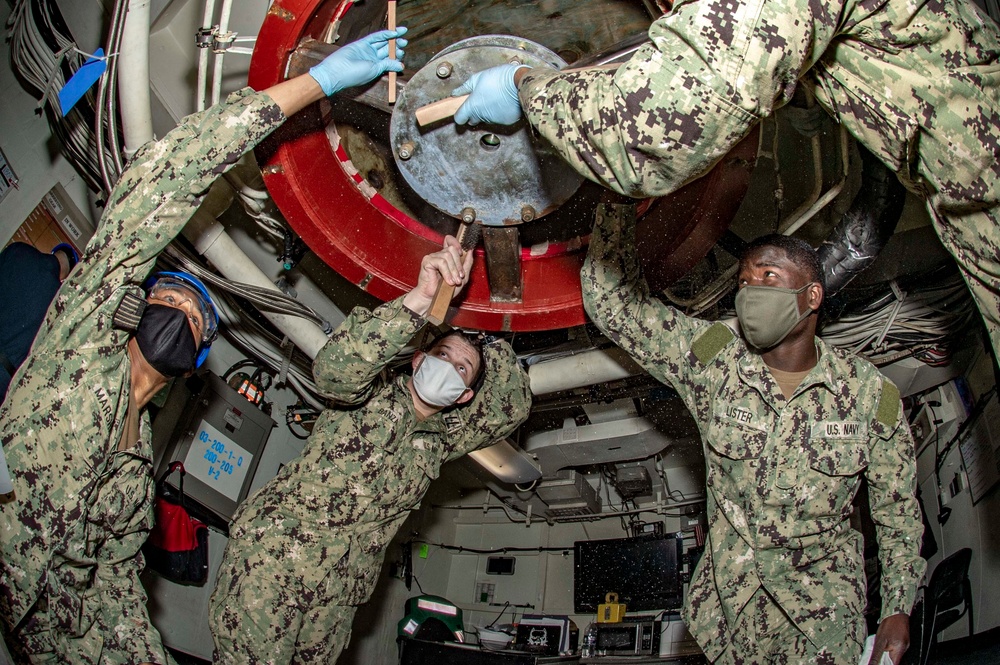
[736,337,842,405]
[393,374,449,435]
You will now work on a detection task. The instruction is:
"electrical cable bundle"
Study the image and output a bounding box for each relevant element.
[222,171,288,244]
[212,290,329,411]
[93,0,130,189]
[162,244,331,332]
[819,272,975,366]
[8,0,105,191]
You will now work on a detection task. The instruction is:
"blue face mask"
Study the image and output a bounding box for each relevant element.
[412,355,468,407]
[135,304,199,377]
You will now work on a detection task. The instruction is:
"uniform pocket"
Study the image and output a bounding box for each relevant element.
[810,440,869,477]
[87,451,154,538]
[705,417,768,493]
[777,439,868,529]
[706,416,768,460]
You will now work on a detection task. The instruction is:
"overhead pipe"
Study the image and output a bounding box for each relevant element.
[182,209,332,358]
[467,441,542,485]
[775,88,827,235]
[528,347,645,395]
[779,123,851,237]
[196,0,218,111]
[117,0,154,154]
[211,0,235,106]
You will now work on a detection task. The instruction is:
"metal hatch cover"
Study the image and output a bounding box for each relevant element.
[390,35,583,227]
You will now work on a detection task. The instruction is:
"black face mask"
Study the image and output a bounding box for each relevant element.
[135,304,199,377]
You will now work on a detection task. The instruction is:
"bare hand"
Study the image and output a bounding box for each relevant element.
[869,614,910,665]
[402,236,474,315]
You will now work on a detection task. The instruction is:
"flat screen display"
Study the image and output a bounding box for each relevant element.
[574,533,683,613]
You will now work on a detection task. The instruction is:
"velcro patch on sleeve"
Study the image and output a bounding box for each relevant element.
[691,323,735,365]
[875,380,900,427]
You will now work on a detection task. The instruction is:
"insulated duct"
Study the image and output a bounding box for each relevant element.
[118,0,154,155]
[818,146,907,296]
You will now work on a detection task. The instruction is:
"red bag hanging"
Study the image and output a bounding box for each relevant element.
[143,461,209,585]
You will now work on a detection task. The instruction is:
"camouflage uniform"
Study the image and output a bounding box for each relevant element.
[209,299,531,665]
[581,204,925,664]
[520,0,1000,361]
[0,88,285,664]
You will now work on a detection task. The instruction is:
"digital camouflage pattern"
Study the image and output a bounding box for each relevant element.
[582,204,924,664]
[724,587,855,665]
[0,88,285,664]
[209,297,531,664]
[520,0,1000,364]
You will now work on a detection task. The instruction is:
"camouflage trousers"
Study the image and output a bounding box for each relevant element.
[209,554,357,665]
[715,587,865,665]
[6,585,176,665]
[929,202,1000,363]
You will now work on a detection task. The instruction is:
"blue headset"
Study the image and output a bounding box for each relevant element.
[143,271,219,368]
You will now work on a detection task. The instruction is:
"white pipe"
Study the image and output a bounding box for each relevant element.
[777,88,824,233]
[182,210,331,358]
[118,0,154,155]
[468,440,542,484]
[779,124,850,236]
[211,0,235,105]
[528,347,644,395]
[196,0,217,111]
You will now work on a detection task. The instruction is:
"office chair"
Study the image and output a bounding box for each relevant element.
[913,547,974,665]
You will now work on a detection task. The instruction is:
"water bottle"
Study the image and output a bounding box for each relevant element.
[581,623,597,658]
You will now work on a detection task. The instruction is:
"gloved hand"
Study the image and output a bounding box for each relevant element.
[308,27,408,97]
[452,63,529,126]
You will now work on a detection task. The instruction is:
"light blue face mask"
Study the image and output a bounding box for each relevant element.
[412,355,468,407]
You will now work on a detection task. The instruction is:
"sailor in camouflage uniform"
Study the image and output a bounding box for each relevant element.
[581,204,924,665]
[453,0,1000,368]
[209,238,531,664]
[0,30,407,664]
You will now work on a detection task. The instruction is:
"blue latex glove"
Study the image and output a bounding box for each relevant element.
[452,63,529,126]
[309,28,408,97]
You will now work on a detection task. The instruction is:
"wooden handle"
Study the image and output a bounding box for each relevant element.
[426,282,456,326]
[426,224,471,326]
[415,95,468,127]
[414,63,621,125]
[387,1,397,104]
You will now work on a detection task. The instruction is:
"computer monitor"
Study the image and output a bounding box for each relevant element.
[574,533,684,613]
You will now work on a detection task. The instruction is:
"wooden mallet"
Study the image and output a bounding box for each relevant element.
[426,209,480,326]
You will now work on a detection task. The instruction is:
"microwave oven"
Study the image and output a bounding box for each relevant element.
[593,618,660,655]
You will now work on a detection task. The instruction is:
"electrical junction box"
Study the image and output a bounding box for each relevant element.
[536,470,600,518]
[614,464,652,499]
[155,372,274,522]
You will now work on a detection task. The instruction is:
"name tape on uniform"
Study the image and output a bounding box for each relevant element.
[719,405,767,431]
[811,421,867,439]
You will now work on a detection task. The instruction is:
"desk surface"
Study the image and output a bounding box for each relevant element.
[398,639,708,665]
[399,638,579,664]
[579,657,707,664]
